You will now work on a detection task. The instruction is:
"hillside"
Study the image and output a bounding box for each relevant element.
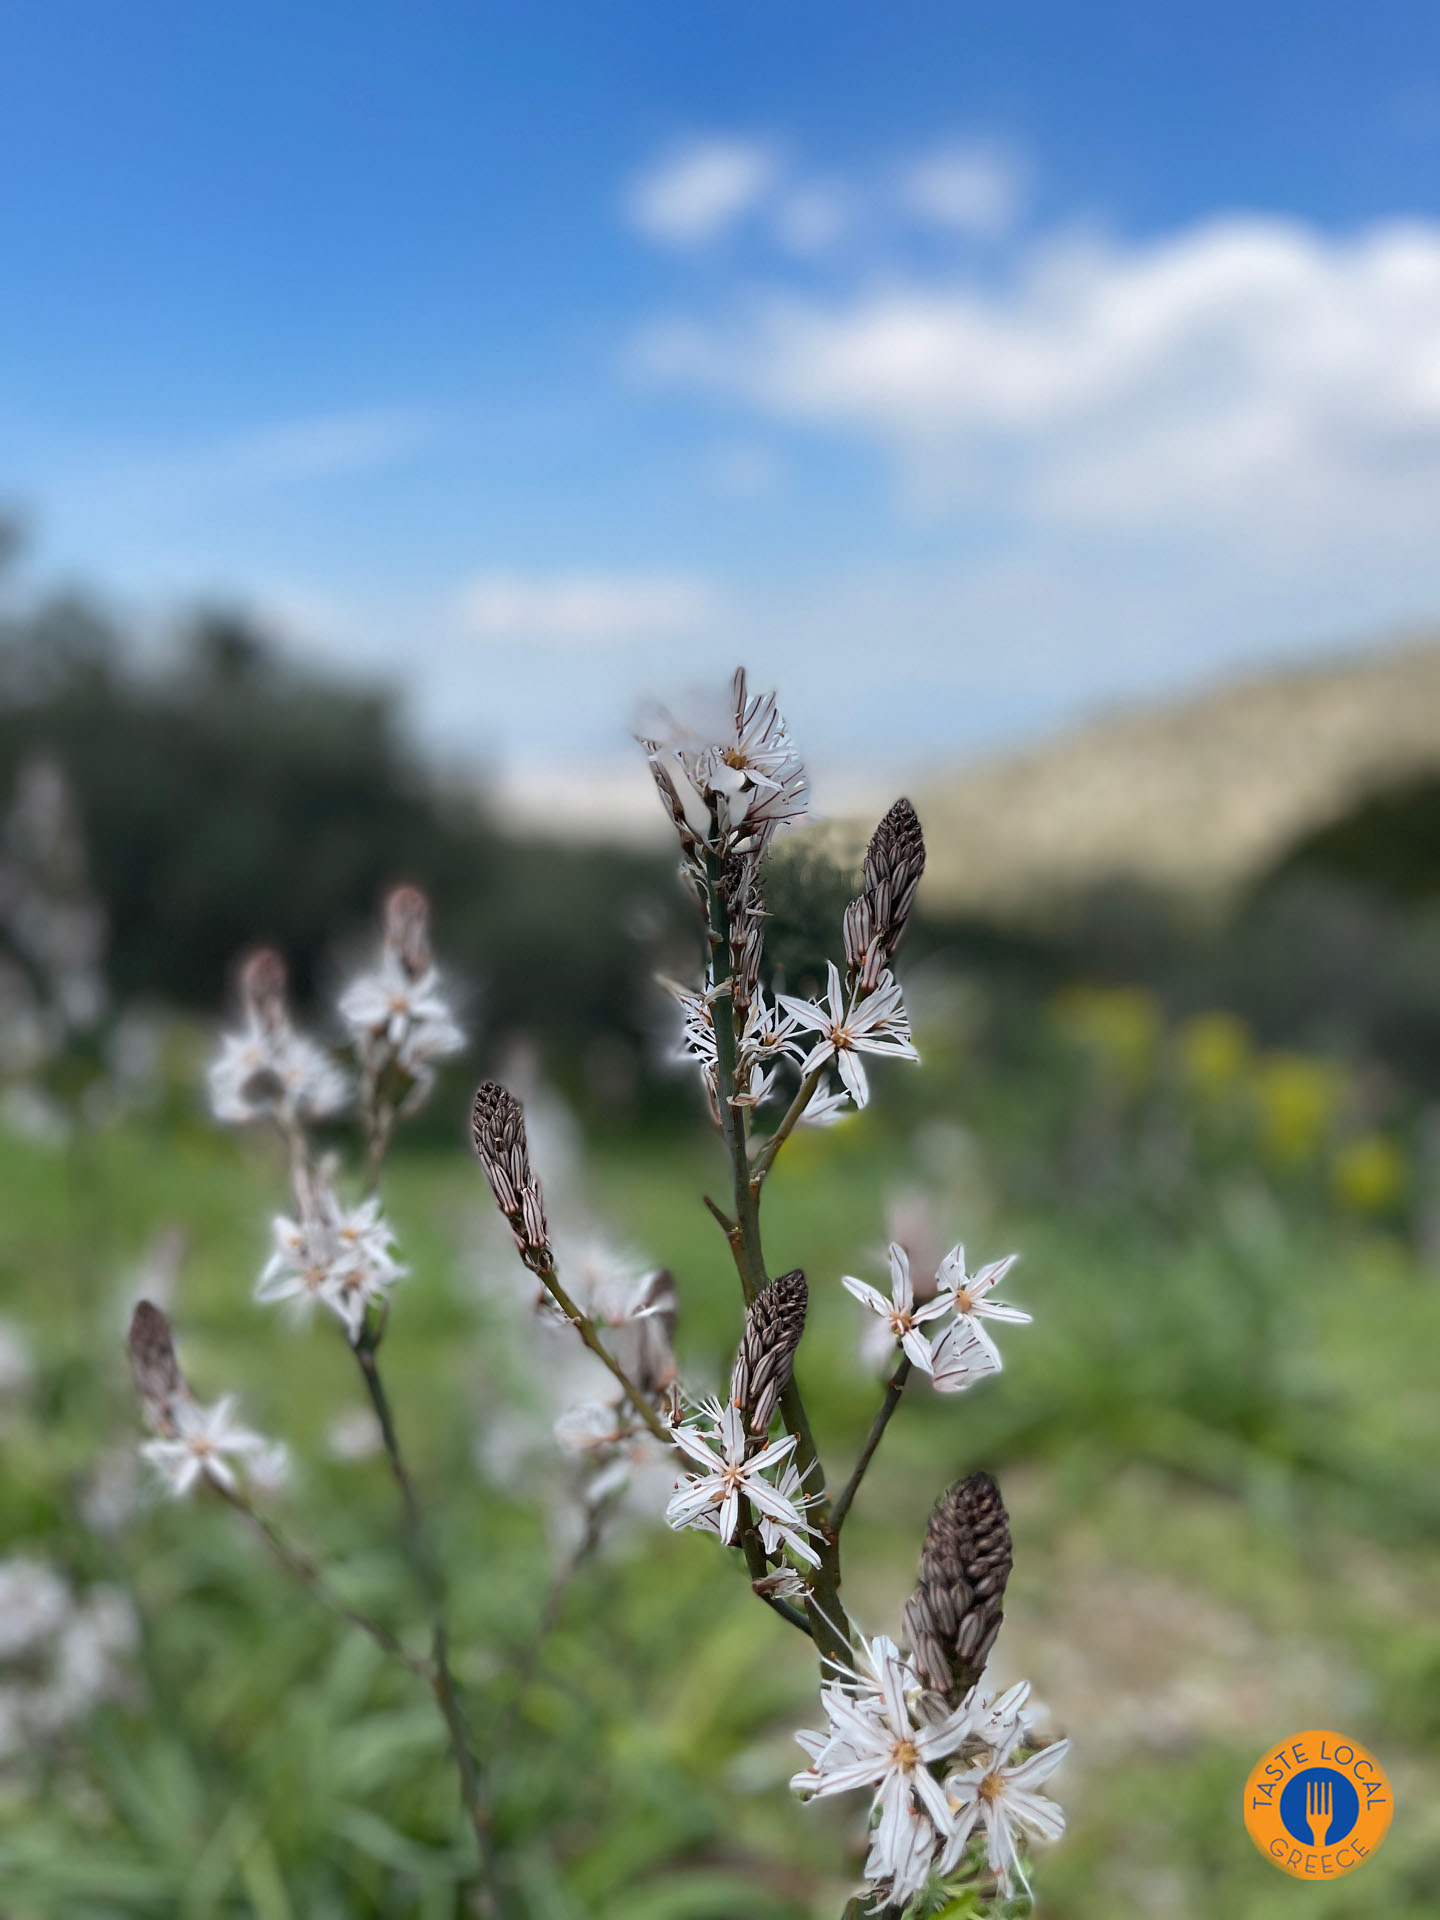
[888,638,1440,926]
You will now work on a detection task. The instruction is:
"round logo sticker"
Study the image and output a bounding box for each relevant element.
[1244,1730,1392,1879]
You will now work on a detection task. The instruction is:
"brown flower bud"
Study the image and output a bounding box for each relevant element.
[846,799,926,992]
[730,1268,808,1434]
[382,885,432,980]
[240,947,290,1039]
[127,1300,188,1436]
[903,1470,1012,1704]
[471,1081,551,1267]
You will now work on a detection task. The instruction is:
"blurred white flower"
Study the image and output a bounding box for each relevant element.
[339,948,464,1100]
[842,1243,951,1372]
[778,962,918,1108]
[40,1587,138,1728]
[0,1558,72,1659]
[140,1394,270,1497]
[326,1406,383,1462]
[0,1083,70,1147]
[0,1555,136,1762]
[256,1176,405,1341]
[553,1398,627,1454]
[208,1022,349,1127]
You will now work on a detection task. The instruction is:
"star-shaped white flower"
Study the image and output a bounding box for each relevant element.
[140,1396,272,1498]
[665,1400,818,1564]
[791,1634,971,1903]
[931,1244,1030,1374]
[962,1676,1037,1753]
[339,954,464,1062]
[778,962,918,1109]
[842,1243,951,1372]
[697,670,808,841]
[938,1733,1069,1894]
[755,1456,822,1564]
[256,1180,405,1342]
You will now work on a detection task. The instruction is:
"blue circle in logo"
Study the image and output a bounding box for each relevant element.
[1279,1767,1360,1847]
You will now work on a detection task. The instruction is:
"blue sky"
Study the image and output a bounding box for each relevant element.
[6,3,1440,822]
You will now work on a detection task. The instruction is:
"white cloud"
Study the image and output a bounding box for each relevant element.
[898,141,1025,236]
[624,139,778,245]
[633,217,1440,550]
[454,569,715,644]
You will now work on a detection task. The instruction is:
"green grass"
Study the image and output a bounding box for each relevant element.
[2,1027,1439,1918]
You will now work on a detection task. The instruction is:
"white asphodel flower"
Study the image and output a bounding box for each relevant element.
[339,952,464,1070]
[778,962,918,1109]
[208,1021,349,1127]
[641,668,808,851]
[966,1677,1041,1760]
[791,1634,971,1906]
[665,1400,819,1565]
[931,1245,1030,1373]
[139,1396,272,1498]
[842,1243,952,1372]
[928,1315,1004,1395]
[937,1733,1070,1895]
[797,1079,854,1127]
[755,1456,821,1565]
[700,672,808,842]
[256,1179,405,1341]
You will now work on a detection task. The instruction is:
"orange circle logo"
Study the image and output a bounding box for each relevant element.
[1243,1730,1392,1879]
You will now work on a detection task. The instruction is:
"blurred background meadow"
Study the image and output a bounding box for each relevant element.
[5,3,1440,1915]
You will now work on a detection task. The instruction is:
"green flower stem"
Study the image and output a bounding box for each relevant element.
[352,1341,504,1912]
[829,1357,913,1536]
[702,847,853,1677]
[215,1484,433,1683]
[749,1062,825,1187]
[530,1257,675,1446]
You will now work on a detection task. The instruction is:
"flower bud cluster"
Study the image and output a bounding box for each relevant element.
[904,1470,1013,1703]
[729,1269,808,1436]
[844,796,926,994]
[471,1081,552,1269]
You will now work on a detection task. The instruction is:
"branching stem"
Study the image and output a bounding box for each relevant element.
[216,1484,432,1682]
[829,1356,913,1535]
[530,1258,674,1446]
[749,1063,825,1187]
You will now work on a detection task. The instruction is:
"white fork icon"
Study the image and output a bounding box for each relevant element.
[1305,1776,1334,1846]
